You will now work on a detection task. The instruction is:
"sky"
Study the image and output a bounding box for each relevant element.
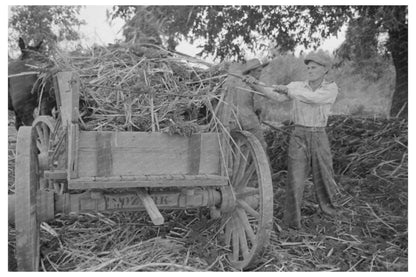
[77,5,346,60]
[78,6,124,46]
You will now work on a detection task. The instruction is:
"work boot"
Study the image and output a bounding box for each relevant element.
[320,204,339,217]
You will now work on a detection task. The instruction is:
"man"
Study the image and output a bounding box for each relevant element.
[243,51,339,229]
[226,59,269,149]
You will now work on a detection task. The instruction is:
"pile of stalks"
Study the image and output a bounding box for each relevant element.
[8,114,407,271]
[35,211,218,271]
[50,44,230,134]
[328,116,407,180]
[266,115,408,181]
[265,115,408,271]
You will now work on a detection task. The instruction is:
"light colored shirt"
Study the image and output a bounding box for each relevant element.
[286,80,338,127]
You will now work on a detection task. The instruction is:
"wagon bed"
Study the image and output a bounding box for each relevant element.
[13,71,274,271]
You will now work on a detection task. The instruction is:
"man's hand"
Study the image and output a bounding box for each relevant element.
[272,85,289,95]
[242,75,258,85]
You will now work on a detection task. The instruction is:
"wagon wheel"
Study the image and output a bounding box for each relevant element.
[222,130,273,270]
[32,116,56,190]
[14,116,56,271]
[14,127,40,271]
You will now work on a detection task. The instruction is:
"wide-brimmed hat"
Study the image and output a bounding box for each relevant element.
[304,52,332,68]
[242,59,270,74]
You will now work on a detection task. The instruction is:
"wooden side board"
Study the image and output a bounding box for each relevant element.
[75,131,222,178]
[54,71,80,126]
[68,174,228,189]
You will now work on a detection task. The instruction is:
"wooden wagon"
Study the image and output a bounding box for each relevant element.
[13,71,273,271]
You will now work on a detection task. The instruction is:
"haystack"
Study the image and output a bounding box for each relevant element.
[49,43,230,134]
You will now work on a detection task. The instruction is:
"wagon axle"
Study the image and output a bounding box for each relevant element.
[9,186,258,224]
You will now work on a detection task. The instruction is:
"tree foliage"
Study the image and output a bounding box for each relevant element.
[336,7,406,74]
[110,5,407,117]
[109,5,352,61]
[9,5,85,54]
[336,6,408,117]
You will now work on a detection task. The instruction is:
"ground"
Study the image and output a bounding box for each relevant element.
[8,113,408,271]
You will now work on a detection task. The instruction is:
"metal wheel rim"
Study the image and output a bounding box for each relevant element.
[14,126,40,271]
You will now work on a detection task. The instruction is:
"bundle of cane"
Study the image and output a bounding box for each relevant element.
[50,43,230,134]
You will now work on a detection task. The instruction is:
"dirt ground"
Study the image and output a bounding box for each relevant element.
[8,114,408,271]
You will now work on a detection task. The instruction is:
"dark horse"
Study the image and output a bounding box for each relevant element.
[8,38,55,130]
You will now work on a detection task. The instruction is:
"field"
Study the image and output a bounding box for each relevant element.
[8,112,408,271]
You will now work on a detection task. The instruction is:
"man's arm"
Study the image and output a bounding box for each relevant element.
[242,76,290,102]
[287,82,338,104]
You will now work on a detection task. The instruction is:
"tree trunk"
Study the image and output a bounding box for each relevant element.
[389,11,408,118]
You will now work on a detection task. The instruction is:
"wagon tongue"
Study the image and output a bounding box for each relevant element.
[136,190,164,225]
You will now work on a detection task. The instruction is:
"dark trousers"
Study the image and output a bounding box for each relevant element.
[245,125,267,151]
[283,126,337,229]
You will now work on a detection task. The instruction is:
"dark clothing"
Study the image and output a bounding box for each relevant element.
[244,124,267,150]
[226,63,268,150]
[283,125,338,229]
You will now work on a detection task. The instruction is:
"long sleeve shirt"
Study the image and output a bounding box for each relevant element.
[287,80,338,127]
[266,80,338,127]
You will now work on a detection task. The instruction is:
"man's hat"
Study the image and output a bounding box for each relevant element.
[304,52,332,68]
[242,59,270,74]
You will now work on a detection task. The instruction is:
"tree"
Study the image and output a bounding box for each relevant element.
[336,6,407,118]
[109,6,203,51]
[109,6,352,60]
[110,6,407,118]
[9,5,85,55]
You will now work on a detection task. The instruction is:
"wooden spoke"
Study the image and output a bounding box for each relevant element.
[231,151,241,184]
[234,151,251,186]
[222,130,273,270]
[231,146,249,187]
[227,147,234,178]
[230,146,241,183]
[225,218,232,247]
[35,126,43,149]
[236,218,250,260]
[42,126,50,147]
[33,118,55,172]
[231,141,245,164]
[39,129,49,153]
[36,125,46,146]
[231,217,240,262]
[236,208,256,245]
[36,140,42,152]
[34,118,54,154]
[237,199,260,219]
[236,188,260,199]
[238,162,256,189]
[35,125,42,137]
